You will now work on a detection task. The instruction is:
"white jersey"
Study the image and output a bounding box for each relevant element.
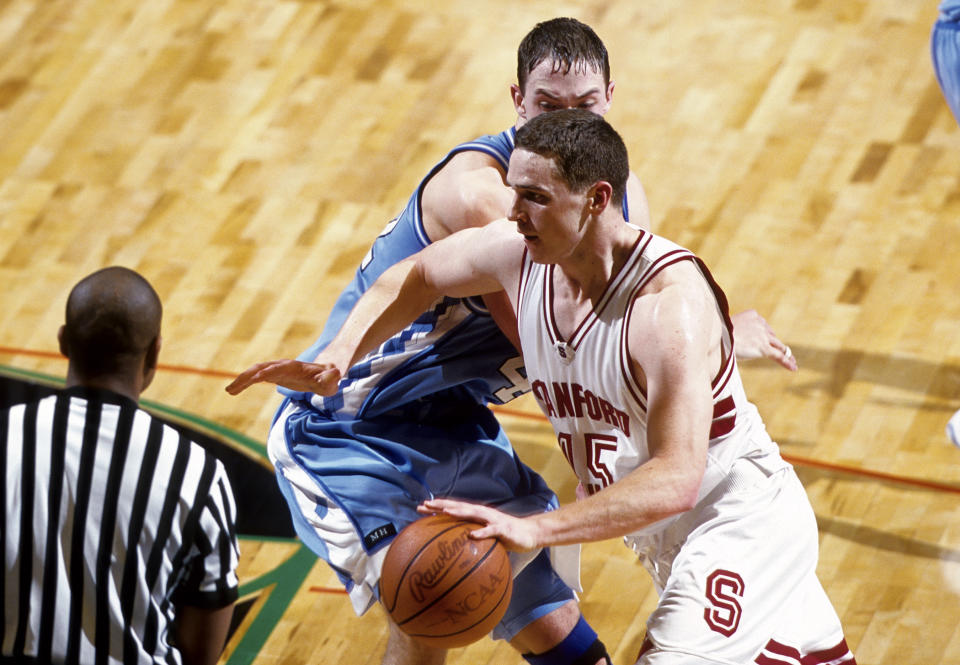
[516,229,783,542]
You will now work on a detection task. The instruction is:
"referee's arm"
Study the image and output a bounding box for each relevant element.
[173,461,241,665]
[175,604,235,665]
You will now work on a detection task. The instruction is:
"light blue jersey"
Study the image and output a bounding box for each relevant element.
[285,128,527,420]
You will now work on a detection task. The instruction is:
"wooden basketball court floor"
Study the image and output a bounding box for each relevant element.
[2,0,960,662]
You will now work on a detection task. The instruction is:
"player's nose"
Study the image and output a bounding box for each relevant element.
[507,195,525,223]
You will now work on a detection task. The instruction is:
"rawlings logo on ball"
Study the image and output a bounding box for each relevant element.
[408,530,473,602]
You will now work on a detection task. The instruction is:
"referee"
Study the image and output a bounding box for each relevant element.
[2,267,240,665]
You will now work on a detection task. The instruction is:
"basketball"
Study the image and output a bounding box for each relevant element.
[379,514,513,648]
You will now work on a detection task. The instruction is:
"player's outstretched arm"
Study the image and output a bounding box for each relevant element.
[226,221,523,395]
[226,257,445,396]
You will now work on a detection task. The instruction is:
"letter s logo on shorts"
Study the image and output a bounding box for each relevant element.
[704,569,744,637]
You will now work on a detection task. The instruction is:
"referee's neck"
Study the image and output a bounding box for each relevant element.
[64,369,142,405]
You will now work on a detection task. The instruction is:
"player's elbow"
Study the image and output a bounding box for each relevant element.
[666,462,704,515]
[387,255,441,311]
[674,476,701,514]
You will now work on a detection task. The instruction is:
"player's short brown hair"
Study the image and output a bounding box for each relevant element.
[515,108,628,207]
[517,18,610,93]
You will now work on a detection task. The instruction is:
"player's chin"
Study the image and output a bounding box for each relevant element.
[520,234,542,250]
[524,242,555,265]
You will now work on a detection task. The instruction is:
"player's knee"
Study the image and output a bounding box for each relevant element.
[494,550,576,642]
[522,615,611,665]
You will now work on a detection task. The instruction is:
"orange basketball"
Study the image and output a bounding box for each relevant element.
[378,514,513,648]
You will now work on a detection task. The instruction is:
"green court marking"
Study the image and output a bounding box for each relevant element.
[227,545,318,665]
[0,365,63,385]
[141,399,266,458]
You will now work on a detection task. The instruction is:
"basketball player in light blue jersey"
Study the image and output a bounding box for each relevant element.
[230,18,794,665]
[932,2,960,447]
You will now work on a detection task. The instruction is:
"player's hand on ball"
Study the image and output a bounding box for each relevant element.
[225,359,341,395]
[419,499,539,552]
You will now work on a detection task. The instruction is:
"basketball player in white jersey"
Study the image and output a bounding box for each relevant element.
[229,109,855,664]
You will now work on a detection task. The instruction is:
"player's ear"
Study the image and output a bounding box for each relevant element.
[598,79,615,116]
[588,182,613,212]
[510,83,527,120]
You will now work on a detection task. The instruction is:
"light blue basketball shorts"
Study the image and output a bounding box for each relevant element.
[268,398,577,641]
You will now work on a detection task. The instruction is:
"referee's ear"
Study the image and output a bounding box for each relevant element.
[58,325,70,359]
[142,335,161,391]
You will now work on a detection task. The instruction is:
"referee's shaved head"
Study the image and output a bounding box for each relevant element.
[62,267,162,380]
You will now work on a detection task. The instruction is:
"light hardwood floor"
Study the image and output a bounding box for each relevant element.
[2,1,960,663]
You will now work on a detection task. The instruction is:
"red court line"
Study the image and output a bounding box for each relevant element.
[0,345,235,379]
[779,453,960,496]
[3,345,957,496]
[491,405,960,496]
[309,586,349,595]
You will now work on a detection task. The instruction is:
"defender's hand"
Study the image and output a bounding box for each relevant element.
[731,309,797,371]
[225,359,342,395]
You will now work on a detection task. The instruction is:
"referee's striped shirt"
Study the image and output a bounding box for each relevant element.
[2,386,240,665]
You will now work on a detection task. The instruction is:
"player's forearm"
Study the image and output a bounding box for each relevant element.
[529,458,701,547]
[322,258,441,371]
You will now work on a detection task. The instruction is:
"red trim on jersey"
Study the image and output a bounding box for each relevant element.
[574,232,651,354]
[802,639,856,664]
[756,655,796,665]
[637,637,654,661]
[620,279,648,412]
[595,231,648,313]
[712,350,736,398]
[635,249,695,288]
[542,265,563,347]
[758,638,856,665]
[618,249,696,408]
[615,247,690,407]
[709,395,737,439]
[763,639,804,662]
[544,232,650,353]
[709,417,736,440]
[692,255,738,386]
[570,298,603,351]
[516,247,534,324]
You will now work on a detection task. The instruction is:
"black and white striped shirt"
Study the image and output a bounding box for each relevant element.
[1,386,240,665]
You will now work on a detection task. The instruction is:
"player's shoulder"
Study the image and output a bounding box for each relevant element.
[422,151,513,237]
[442,217,522,252]
[627,254,717,354]
[436,151,509,198]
